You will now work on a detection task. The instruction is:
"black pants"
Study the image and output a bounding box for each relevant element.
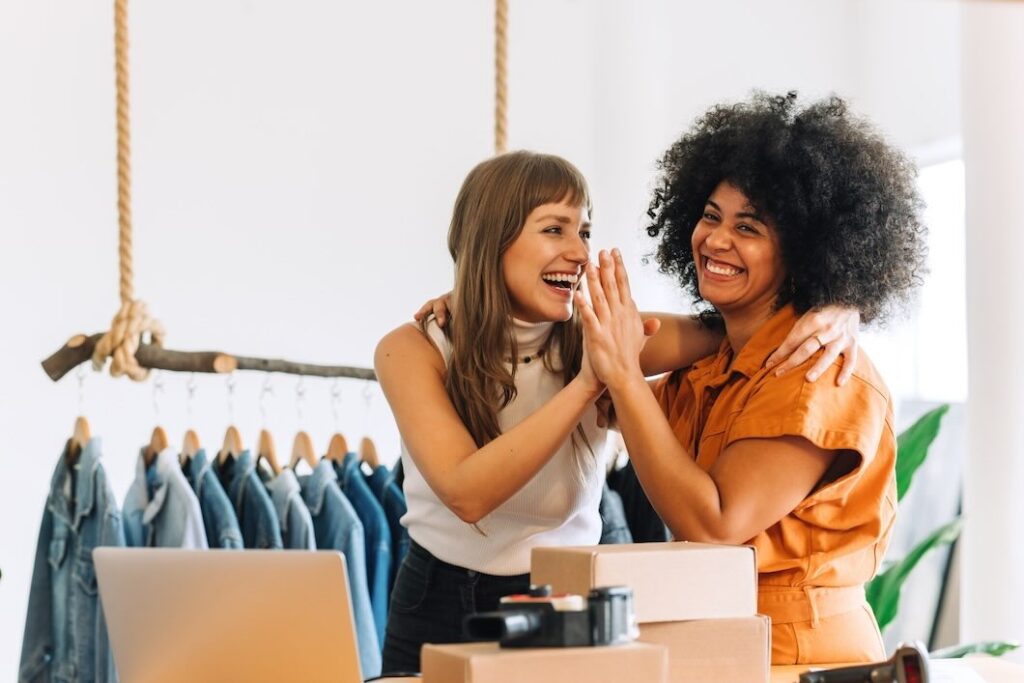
[381,540,530,675]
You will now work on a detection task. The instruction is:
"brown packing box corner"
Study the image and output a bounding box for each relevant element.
[421,641,668,683]
[638,615,771,683]
[531,542,758,623]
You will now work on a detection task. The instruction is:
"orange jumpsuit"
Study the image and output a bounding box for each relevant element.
[654,305,896,665]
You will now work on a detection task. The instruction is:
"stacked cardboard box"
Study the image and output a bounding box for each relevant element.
[421,641,668,683]
[531,542,770,683]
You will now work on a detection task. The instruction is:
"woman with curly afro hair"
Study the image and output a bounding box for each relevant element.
[577,92,927,665]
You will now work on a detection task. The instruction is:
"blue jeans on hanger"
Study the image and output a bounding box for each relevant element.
[381,540,529,675]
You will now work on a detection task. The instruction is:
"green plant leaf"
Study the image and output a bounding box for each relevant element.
[896,404,950,501]
[931,641,1020,658]
[866,517,963,631]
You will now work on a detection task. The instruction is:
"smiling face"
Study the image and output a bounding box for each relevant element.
[501,198,591,323]
[692,181,786,318]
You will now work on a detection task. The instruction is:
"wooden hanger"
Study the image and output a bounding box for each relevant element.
[144,426,169,468]
[257,429,282,476]
[326,432,349,464]
[66,416,91,466]
[359,436,380,469]
[289,431,319,471]
[180,429,201,464]
[219,425,244,463]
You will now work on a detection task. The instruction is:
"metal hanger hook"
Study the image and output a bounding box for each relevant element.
[260,375,274,426]
[152,370,165,420]
[226,374,237,423]
[330,379,342,430]
[75,365,88,415]
[186,373,197,421]
[295,376,307,424]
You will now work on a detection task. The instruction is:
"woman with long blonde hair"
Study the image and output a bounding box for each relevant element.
[375,150,856,673]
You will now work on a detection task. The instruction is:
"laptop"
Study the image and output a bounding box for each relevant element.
[94,548,364,683]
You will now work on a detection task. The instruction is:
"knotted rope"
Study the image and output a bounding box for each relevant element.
[494,0,508,154]
[91,0,164,381]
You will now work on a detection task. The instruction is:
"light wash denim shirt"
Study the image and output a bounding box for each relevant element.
[20,438,125,683]
[182,449,243,549]
[300,460,381,677]
[123,447,208,549]
[336,453,391,647]
[261,467,316,550]
[212,450,283,550]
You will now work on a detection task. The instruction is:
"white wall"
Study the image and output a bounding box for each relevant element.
[0,0,975,675]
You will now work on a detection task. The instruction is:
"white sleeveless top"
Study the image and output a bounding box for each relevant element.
[400,318,608,575]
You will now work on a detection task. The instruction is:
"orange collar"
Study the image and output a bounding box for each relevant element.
[688,305,801,385]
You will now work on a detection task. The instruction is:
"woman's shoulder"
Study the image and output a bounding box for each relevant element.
[375,319,448,375]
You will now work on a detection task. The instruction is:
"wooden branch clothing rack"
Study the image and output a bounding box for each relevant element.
[19,424,405,680]
[42,333,377,383]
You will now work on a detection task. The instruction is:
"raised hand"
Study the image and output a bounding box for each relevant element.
[574,249,658,390]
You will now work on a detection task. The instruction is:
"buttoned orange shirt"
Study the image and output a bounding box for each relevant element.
[653,305,896,664]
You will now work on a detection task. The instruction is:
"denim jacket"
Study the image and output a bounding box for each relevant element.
[182,449,244,549]
[335,454,391,646]
[380,476,409,590]
[300,461,381,677]
[598,483,632,545]
[212,450,283,549]
[20,438,125,683]
[123,447,208,549]
[261,467,316,550]
[364,464,390,501]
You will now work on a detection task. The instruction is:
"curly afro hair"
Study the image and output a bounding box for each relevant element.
[646,91,927,325]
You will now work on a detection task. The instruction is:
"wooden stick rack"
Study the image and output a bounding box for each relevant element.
[41,333,377,382]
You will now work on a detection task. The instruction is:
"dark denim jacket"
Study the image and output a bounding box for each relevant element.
[261,467,316,550]
[335,454,391,647]
[300,461,381,677]
[364,464,390,501]
[212,450,283,549]
[19,438,125,683]
[598,483,633,544]
[380,476,409,591]
[182,449,244,549]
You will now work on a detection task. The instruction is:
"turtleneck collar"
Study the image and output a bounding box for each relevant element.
[511,317,555,356]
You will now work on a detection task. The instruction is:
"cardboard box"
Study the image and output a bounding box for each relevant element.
[638,616,770,683]
[531,542,757,623]
[421,641,668,683]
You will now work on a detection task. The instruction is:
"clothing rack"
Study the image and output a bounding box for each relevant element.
[41,333,376,382]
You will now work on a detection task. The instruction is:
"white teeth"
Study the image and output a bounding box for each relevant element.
[706,260,741,276]
[541,273,579,284]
